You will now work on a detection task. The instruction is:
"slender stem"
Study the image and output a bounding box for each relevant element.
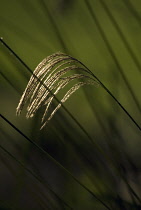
[1,37,141,204]
[0,143,73,209]
[83,1,141,132]
[0,113,112,210]
[77,57,141,132]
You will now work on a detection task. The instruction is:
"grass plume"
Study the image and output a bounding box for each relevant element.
[16,52,99,129]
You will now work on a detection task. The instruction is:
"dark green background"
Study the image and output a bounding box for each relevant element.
[0,0,141,209]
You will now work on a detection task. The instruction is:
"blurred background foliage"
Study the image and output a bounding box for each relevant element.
[0,0,141,209]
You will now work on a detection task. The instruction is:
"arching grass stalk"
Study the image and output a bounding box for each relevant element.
[1,38,141,205]
[1,37,140,135]
[14,49,140,132]
[68,53,141,132]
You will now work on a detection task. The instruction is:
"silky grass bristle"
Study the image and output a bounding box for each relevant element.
[16,52,99,129]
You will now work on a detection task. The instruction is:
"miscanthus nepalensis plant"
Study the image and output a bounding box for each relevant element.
[16,52,99,129]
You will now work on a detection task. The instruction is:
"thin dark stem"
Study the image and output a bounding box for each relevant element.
[0,37,118,183]
[0,143,73,210]
[76,57,141,132]
[0,113,112,210]
[1,36,141,150]
[1,39,141,205]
